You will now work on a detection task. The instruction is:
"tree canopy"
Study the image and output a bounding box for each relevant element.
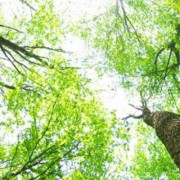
[76,0,180,110]
[0,0,180,179]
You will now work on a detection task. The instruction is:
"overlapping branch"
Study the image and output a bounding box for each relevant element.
[116,0,143,46]
[0,36,79,72]
[2,142,80,179]
[0,36,48,66]
[153,39,180,91]
[2,99,80,179]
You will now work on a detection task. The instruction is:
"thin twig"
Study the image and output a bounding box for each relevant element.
[0,24,23,33]
[31,143,80,180]
[163,49,172,79]
[118,0,143,45]
[154,48,165,72]
[122,114,143,120]
[28,99,58,162]
[23,46,66,53]
[19,0,37,11]
[0,44,21,74]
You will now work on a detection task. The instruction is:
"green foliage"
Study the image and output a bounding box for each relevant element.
[75,0,180,110]
[0,2,115,179]
[105,121,180,179]
[0,0,180,179]
[71,0,180,178]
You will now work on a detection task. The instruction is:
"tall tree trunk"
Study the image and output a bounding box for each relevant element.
[143,109,180,169]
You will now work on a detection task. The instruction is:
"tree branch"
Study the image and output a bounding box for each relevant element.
[0,81,16,90]
[23,46,66,53]
[0,24,23,33]
[31,143,80,180]
[0,36,48,66]
[122,114,143,120]
[163,48,172,79]
[154,48,165,73]
[118,0,143,46]
[0,44,22,74]
[19,0,37,11]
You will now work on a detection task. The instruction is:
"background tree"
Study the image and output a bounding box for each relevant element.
[73,0,180,176]
[0,1,116,179]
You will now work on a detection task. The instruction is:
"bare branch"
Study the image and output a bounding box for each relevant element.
[0,24,23,33]
[19,0,37,11]
[23,46,66,53]
[0,44,22,74]
[4,48,30,70]
[163,48,172,79]
[0,36,48,66]
[118,0,143,45]
[122,114,143,120]
[129,103,142,111]
[119,0,130,34]
[154,48,165,72]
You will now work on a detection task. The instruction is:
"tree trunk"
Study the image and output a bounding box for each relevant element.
[144,110,180,170]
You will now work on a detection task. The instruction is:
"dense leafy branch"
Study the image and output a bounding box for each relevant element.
[28,99,58,161]
[3,142,80,179]
[0,35,80,76]
[2,99,81,179]
[3,145,55,179]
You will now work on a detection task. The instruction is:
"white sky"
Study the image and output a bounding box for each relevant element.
[54,0,111,20]
[62,35,136,118]
[52,0,141,117]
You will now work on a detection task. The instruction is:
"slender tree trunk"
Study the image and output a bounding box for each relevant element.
[144,110,180,169]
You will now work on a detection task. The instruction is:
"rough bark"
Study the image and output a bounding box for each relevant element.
[143,109,180,170]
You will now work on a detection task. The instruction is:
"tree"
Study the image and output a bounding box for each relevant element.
[0,2,115,179]
[74,0,180,173]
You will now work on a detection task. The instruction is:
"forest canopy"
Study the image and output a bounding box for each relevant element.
[0,0,179,179]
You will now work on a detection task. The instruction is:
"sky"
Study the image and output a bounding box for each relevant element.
[52,0,141,117]
[61,35,139,117]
